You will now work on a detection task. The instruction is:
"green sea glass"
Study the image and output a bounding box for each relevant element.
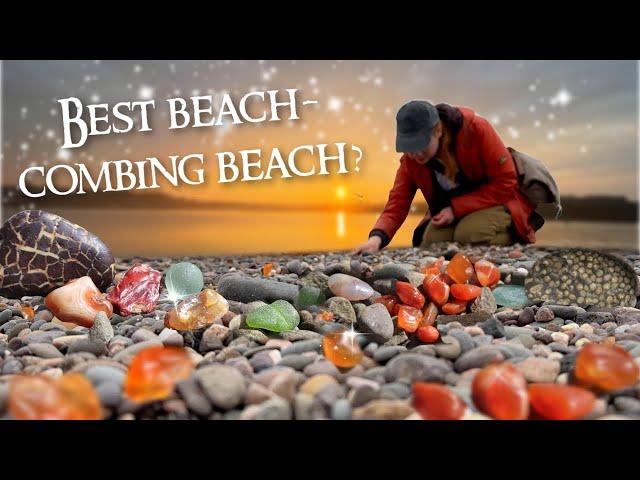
[164,262,204,301]
[492,285,528,308]
[295,286,326,310]
[246,300,300,332]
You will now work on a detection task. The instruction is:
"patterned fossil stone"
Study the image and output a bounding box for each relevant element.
[0,210,115,296]
[525,248,638,308]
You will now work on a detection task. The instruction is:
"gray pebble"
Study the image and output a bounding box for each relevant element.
[373,346,407,364]
[331,398,352,420]
[96,382,122,409]
[454,347,505,372]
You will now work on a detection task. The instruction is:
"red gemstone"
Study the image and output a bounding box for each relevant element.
[446,253,474,284]
[528,384,596,420]
[423,274,450,306]
[413,382,466,420]
[107,263,162,316]
[472,363,529,420]
[420,256,444,276]
[374,295,400,316]
[397,305,423,333]
[395,281,425,310]
[416,325,440,344]
[441,299,467,315]
[474,260,500,287]
[421,303,439,327]
[450,284,482,301]
[574,343,640,392]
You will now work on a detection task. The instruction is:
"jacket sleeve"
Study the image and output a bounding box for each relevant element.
[369,158,417,248]
[450,118,519,219]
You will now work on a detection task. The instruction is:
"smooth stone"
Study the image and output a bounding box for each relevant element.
[22,331,59,344]
[352,399,414,420]
[384,353,452,383]
[348,384,379,408]
[324,297,357,325]
[372,264,411,282]
[496,343,534,360]
[504,326,534,340]
[303,358,340,377]
[237,329,270,344]
[195,364,246,410]
[218,274,299,304]
[299,271,331,298]
[2,358,23,374]
[277,354,316,370]
[454,347,505,372]
[357,303,394,343]
[534,307,555,323]
[267,368,297,402]
[379,381,411,400]
[477,316,505,338]
[327,273,374,301]
[434,336,462,360]
[331,398,352,420]
[254,397,292,420]
[286,259,310,276]
[278,330,322,342]
[28,343,64,359]
[158,328,184,348]
[67,338,107,356]
[614,397,640,414]
[293,393,314,420]
[176,377,213,417]
[281,339,322,356]
[300,374,339,396]
[96,382,122,408]
[447,329,475,354]
[517,357,561,383]
[245,382,277,405]
[89,312,114,347]
[373,346,407,364]
[372,279,397,296]
[131,328,158,344]
[437,311,492,326]
[85,365,126,386]
[112,339,162,364]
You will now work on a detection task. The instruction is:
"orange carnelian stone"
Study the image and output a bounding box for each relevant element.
[421,257,444,276]
[416,325,440,344]
[262,262,275,277]
[421,303,439,327]
[124,346,194,403]
[395,281,425,310]
[441,299,467,315]
[21,305,35,320]
[446,253,474,284]
[165,289,229,331]
[9,373,101,420]
[472,363,529,420]
[374,295,400,316]
[44,276,113,328]
[573,343,640,392]
[450,284,482,301]
[397,305,423,333]
[413,382,466,420]
[423,274,450,306]
[323,330,363,368]
[474,259,500,287]
[528,384,595,420]
[316,311,335,322]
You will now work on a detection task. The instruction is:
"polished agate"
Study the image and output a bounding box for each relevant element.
[164,288,229,331]
[44,276,113,327]
[327,274,374,301]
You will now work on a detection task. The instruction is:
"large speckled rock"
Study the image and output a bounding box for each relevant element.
[0,210,115,296]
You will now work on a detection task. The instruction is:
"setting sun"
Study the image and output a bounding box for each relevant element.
[336,185,347,200]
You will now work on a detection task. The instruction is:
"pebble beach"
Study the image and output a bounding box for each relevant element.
[1,242,640,420]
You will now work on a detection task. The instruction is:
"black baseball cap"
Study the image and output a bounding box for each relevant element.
[395,100,440,153]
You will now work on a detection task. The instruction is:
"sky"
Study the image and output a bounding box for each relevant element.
[1,60,638,211]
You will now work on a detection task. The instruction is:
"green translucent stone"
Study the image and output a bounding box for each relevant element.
[165,262,204,301]
[492,285,528,308]
[246,300,300,332]
[295,286,326,310]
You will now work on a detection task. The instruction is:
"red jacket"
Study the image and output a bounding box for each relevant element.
[371,107,537,245]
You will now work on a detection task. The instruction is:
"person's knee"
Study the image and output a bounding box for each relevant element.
[454,207,512,245]
[421,223,455,246]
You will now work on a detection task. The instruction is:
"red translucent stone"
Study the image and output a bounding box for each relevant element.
[323,330,363,368]
[421,303,439,327]
[316,311,335,322]
[9,373,102,420]
[528,384,596,420]
[124,346,194,403]
[450,284,482,301]
[397,305,423,333]
[374,295,400,316]
[416,325,440,344]
[573,343,640,392]
[446,253,474,284]
[474,259,500,287]
[420,256,444,276]
[441,299,467,315]
[423,274,450,306]
[472,363,529,420]
[395,281,425,310]
[21,305,35,320]
[107,263,162,316]
[45,276,113,328]
[413,382,466,420]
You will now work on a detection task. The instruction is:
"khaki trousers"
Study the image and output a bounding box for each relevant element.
[420,205,513,247]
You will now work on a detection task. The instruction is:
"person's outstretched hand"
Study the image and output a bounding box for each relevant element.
[431,207,455,226]
[353,236,382,255]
